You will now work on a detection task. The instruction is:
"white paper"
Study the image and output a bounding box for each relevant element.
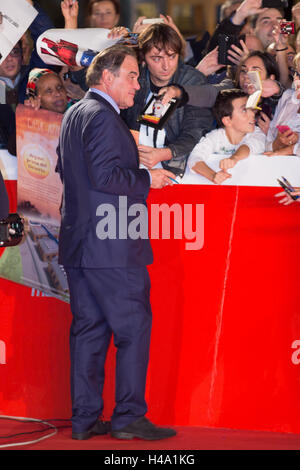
[247,71,262,92]
[0,149,18,180]
[0,0,38,64]
[246,71,262,110]
[246,90,262,110]
[182,153,300,187]
[36,28,119,67]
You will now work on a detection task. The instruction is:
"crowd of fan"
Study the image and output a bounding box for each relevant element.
[1,0,300,188]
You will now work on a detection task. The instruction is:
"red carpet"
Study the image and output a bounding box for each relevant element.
[1,419,300,450]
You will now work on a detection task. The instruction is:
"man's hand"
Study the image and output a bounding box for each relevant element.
[261,78,280,98]
[132,16,148,34]
[196,47,224,75]
[219,156,237,171]
[271,21,288,50]
[138,145,172,169]
[277,130,298,147]
[257,112,270,135]
[24,96,42,111]
[213,169,232,184]
[232,0,267,25]
[107,26,129,39]
[275,189,300,205]
[61,0,79,29]
[264,145,294,157]
[156,85,182,105]
[227,39,249,67]
[149,169,176,188]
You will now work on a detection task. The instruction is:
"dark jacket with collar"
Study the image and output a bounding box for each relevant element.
[56,90,153,268]
[0,170,9,220]
[122,60,214,177]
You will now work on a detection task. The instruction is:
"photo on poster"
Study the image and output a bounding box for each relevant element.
[137,95,180,130]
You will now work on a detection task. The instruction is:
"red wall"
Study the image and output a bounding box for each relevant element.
[1,182,300,433]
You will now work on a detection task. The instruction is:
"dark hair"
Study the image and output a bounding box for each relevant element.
[138,23,184,61]
[213,89,248,128]
[249,7,284,29]
[86,0,120,27]
[236,50,280,85]
[86,44,137,87]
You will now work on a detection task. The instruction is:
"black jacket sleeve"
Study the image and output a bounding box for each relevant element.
[0,170,9,220]
[0,104,16,156]
[207,16,246,53]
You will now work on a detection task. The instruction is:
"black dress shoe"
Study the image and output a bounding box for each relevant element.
[72,420,111,440]
[111,417,176,441]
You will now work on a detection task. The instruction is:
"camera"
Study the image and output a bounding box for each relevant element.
[0,213,24,247]
[280,21,295,35]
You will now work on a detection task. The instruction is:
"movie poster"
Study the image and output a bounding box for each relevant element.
[0,105,69,302]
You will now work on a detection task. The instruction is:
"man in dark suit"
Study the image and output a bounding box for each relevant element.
[56,44,177,441]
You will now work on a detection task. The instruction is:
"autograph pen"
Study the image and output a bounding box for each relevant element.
[168,176,179,184]
[280,177,299,200]
[282,176,294,191]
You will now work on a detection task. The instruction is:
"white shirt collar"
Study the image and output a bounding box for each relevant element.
[89,87,120,114]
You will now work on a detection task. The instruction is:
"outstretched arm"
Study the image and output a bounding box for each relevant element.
[61,0,79,29]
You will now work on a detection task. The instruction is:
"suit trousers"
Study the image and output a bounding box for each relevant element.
[65,266,152,433]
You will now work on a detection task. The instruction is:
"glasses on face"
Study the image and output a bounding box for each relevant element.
[92,11,114,17]
[9,48,22,58]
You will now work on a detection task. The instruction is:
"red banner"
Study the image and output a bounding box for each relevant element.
[1,182,300,434]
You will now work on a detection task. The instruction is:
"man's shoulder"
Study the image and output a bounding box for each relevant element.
[175,61,207,86]
[63,94,113,120]
[203,127,225,141]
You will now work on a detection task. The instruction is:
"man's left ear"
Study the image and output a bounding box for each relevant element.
[222,115,231,127]
[270,74,275,81]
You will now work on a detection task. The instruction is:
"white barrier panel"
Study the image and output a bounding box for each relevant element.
[182,153,300,187]
[2,144,300,189]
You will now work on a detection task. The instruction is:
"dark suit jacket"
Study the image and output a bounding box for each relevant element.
[56,91,153,268]
[0,170,9,220]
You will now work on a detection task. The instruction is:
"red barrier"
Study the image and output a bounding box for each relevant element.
[1,182,300,434]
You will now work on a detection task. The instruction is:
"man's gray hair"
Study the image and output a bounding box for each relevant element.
[86,44,138,87]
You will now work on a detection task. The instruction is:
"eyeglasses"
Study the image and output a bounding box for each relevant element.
[9,48,22,57]
[63,71,79,85]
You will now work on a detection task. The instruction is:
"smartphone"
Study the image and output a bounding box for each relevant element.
[276,125,291,134]
[280,21,295,35]
[142,18,164,25]
[218,33,245,66]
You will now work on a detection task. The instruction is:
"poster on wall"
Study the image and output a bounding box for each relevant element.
[0,105,69,302]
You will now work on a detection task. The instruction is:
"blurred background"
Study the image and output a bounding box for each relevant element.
[35,0,295,38]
